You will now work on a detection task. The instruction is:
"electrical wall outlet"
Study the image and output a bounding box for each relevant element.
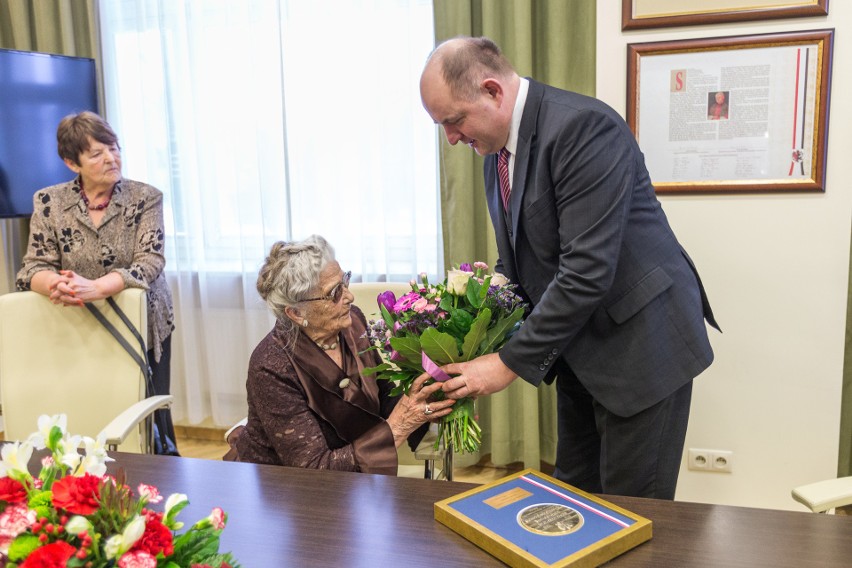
[688,449,733,473]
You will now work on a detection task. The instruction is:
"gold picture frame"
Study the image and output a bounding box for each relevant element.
[627,29,834,194]
[435,469,652,568]
[622,0,829,31]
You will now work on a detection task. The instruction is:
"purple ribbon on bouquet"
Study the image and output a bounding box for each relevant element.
[421,351,452,382]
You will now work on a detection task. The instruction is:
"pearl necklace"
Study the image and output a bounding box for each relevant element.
[314,340,338,351]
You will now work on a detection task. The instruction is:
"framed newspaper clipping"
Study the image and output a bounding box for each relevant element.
[627,29,834,194]
[434,469,651,568]
[622,0,829,31]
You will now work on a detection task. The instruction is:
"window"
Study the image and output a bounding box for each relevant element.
[98,0,441,427]
[99,0,441,280]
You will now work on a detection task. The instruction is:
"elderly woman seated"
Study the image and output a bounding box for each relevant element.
[234,235,452,474]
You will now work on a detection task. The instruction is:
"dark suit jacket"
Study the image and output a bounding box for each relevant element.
[488,79,719,417]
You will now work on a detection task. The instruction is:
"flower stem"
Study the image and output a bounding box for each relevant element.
[435,397,481,454]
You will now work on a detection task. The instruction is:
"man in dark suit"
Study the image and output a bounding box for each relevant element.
[420,36,719,499]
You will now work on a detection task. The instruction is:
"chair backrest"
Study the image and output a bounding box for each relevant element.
[0,289,148,452]
[348,281,413,320]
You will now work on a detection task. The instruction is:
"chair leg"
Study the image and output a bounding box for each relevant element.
[144,415,155,454]
[443,442,454,481]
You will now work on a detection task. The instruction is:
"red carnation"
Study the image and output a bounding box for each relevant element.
[19,540,76,568]
[0,477,27,504]
[51,474,102,515]
[130,510,174,557]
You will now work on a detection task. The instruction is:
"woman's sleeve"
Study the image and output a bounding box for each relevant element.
[16,190,61,290]
[113,186,166,290]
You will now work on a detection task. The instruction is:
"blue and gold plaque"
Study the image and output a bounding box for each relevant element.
[435,469,652,567]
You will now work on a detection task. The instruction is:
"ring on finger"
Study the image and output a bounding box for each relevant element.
[424,404,433,415]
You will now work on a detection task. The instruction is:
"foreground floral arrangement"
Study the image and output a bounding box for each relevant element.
[364,262,526,453]
[0,415,239,568]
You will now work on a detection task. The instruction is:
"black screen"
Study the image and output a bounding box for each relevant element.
[0,49,98,218]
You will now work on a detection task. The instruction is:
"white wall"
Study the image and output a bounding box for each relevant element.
[597,3,851,510]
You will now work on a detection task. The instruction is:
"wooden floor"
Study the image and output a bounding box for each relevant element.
[175,427,527,484]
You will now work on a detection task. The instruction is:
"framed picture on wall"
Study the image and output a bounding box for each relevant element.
[627,29,834,194]
[622,0,829,31]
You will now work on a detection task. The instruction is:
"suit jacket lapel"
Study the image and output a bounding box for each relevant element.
[510,79,543,246]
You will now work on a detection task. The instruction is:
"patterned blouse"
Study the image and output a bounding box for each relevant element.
[16,177,174,361]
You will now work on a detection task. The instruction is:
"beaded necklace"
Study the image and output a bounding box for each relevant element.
[79,180,113,211]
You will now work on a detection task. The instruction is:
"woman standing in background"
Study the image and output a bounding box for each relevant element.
[16,111,178,454]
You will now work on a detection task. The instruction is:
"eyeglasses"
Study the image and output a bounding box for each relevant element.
[303,271,352,303]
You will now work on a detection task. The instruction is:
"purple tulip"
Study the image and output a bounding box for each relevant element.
[390,350,403,362]
[377,291,396,312]
[459,262,473,272]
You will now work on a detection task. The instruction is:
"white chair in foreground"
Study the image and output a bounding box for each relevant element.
[0,289,172,452]
[792,476,852,514]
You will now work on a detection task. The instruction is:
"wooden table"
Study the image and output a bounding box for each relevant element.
[107,453,852,567]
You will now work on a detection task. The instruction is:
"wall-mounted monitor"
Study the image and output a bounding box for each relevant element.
[0,48,99,218]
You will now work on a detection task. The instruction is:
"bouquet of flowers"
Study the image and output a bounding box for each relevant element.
[0,415,239,568]
[364,262,526,454]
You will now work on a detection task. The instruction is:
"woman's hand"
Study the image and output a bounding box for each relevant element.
[385,373,454,448]
[46,270,90,306]
[37,271,81,306]
[47,270,124,306]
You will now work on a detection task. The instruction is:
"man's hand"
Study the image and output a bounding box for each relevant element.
[440,353,518,399]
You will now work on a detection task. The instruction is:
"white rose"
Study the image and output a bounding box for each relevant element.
[446,269,473,295]
[490,273,509,287]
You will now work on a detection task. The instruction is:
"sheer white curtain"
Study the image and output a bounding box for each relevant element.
[98,0,440,428]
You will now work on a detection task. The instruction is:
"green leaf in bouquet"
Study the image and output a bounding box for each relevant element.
[393,358,428,375]
[377,369,420,395]
[465,277,484,309]
[478,274,492,302]
[360,362,391,376]
[379,303,395,329]
[478,306,525,355]
[439,294,454,312]
[389,370,418,382]
[420,327,461,364]
[170,530,222,566]
[393,372,423,395]
[461,307,491,360]
[389,336,422,365]
[164,497,190,528]
[442,307,473,340]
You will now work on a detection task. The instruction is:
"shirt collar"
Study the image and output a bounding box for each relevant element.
[504,77,529,156]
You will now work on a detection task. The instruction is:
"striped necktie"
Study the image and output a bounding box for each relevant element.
[498,147,511,210]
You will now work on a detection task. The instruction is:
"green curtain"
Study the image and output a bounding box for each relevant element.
[432,0,596,468]
[839,228,852,476]
[0,0,97,56]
